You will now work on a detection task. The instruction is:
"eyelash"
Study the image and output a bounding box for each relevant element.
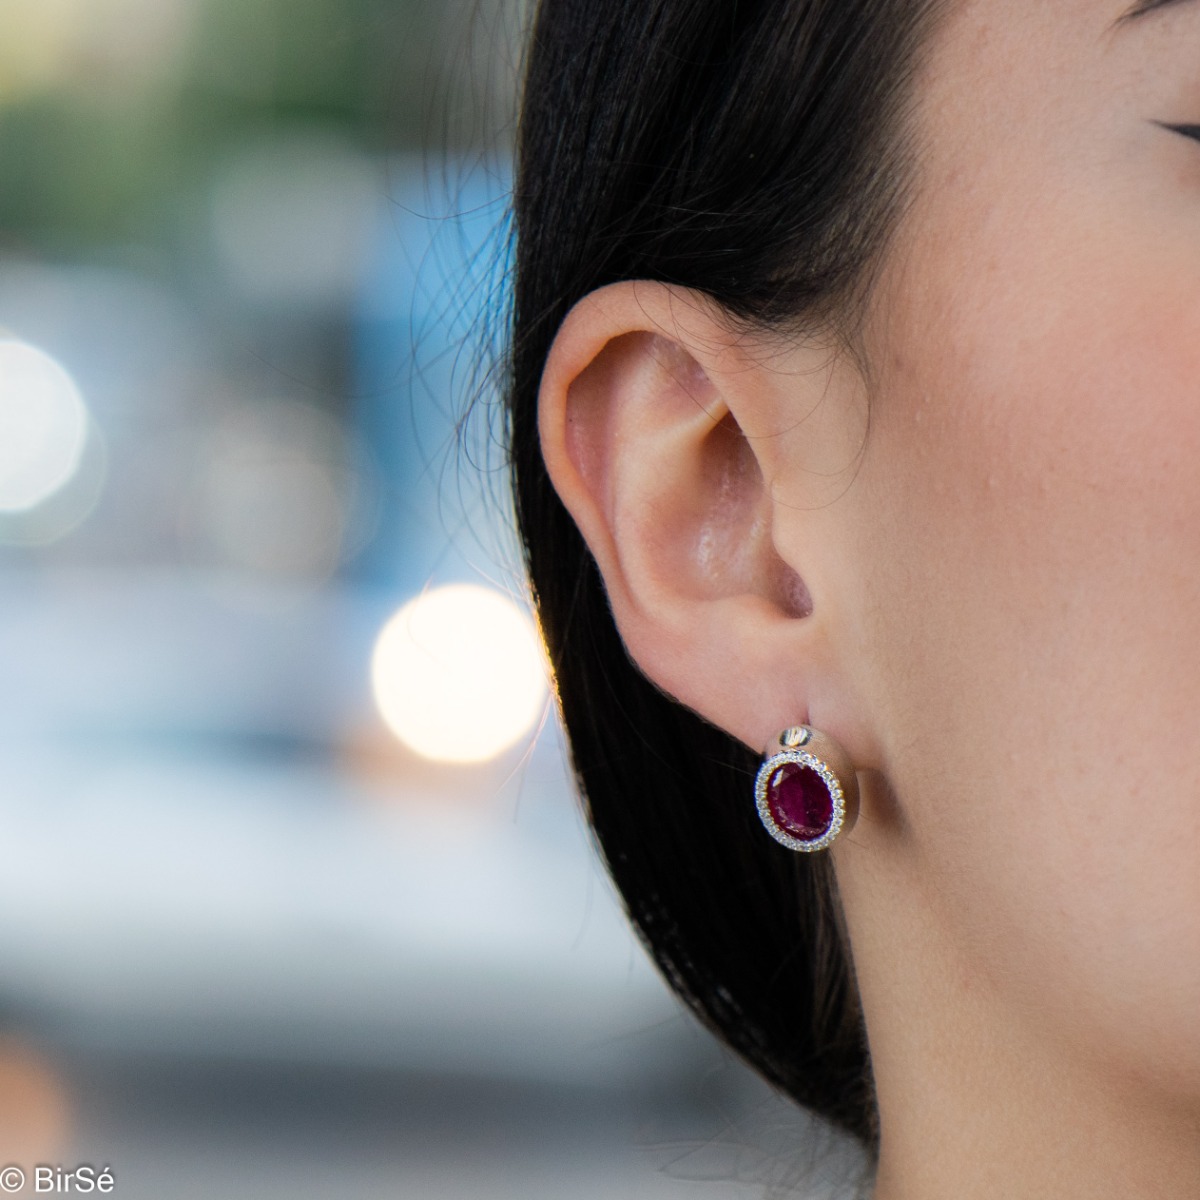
[1160,121,1200,141]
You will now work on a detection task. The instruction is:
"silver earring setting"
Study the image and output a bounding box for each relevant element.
[754,725,858,852]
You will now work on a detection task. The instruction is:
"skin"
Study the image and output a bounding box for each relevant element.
[538,0,1200,1196]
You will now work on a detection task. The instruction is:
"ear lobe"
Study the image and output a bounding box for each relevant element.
[537,281,834,753]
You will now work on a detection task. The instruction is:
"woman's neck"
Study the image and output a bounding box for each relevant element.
[836,785,1200,1200]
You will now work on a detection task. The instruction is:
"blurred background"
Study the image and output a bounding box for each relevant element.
[0,1,866,1196]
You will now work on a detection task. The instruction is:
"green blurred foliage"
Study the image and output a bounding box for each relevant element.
[0,0,459,255]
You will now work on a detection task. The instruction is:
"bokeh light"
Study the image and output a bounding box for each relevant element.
[0,0,195,102]
[0,339,90,514]
[208,133,381,308]
[371,584,548,764]
[0,1038,71,1167]
[183,398,378,582]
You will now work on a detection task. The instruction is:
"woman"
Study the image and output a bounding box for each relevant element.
[504,0,1200,1194]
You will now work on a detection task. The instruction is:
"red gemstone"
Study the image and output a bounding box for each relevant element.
[767,762,834,841]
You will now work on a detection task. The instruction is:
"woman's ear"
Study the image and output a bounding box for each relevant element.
[538,280,869,756]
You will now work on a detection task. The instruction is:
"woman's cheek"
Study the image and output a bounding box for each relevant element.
[838,206,1200,1089]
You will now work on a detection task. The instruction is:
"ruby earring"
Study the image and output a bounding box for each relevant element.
[754,725,859,852]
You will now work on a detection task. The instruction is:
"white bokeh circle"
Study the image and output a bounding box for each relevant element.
[371,584,548,764]
[0,340,90,513]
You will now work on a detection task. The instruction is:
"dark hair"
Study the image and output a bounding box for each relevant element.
[506,0,944,1152]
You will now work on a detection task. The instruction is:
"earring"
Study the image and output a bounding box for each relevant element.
[754,725,859,852]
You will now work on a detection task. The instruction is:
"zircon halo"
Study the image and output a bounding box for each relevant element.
[754,748,846,852]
